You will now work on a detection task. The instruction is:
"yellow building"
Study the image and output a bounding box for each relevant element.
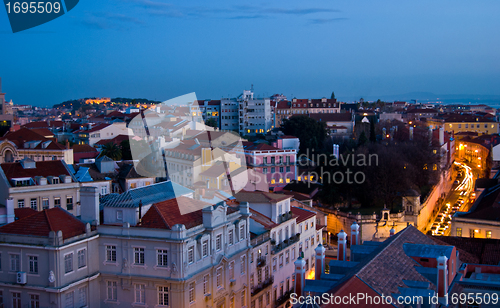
[440,114,498,135]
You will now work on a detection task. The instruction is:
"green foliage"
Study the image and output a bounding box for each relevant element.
[331,91,335,99]
[369,120,376,142]
[120,140,132,160]
[205,118,218,128]
[358,131,368,147]
[281,115,327,155]
[100,142,122,161]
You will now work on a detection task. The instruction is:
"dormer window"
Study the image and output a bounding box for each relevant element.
[52,178,59,184]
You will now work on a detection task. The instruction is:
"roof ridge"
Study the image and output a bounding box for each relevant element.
[44,209,55,233]
[155,204,171,229]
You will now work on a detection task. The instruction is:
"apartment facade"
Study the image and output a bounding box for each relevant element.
[0,207,100,308]
[0,159,80,216]
[238,90,272,136]
[275,98,340,128]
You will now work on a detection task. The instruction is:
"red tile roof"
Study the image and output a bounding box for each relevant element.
[0,207,86,240]
[14,208,37,220]
[22,121,65,129]
[234,191,291,203]
[249,208,278,229]
[73,123,111,134]
[1,128,66,150]
[94,134,129,146]
[0,160,71,180]
[290,206,315,223]
[72,144,98,153]
[140,196,210,230]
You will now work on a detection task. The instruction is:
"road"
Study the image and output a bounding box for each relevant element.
[429,161,477,236]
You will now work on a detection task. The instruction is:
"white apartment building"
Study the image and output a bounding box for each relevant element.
[235,191,322,308]
[238,90,272,136]
[0,158,80,216]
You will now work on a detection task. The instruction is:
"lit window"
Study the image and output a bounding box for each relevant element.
[486,230,492,238]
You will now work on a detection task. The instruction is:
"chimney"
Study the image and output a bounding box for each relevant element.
[6,197,14,224]
[439,126,444,145]
[437,255,448,298]
[315,244,326,280]
[138,200,143,223]
[294,256,306,297]
[350,221,360,245]
[337,230,347,261]
[390,227,395,237]
[80,187,99,226]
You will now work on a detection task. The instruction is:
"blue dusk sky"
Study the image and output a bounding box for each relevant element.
[1,0,500,107]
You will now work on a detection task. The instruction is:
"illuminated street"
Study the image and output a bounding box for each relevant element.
[430,161,476,236]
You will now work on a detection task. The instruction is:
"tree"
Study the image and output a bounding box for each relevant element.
[331,91,335,99]
[205,118,218,129]
[281,115,327,155]
[120,140,132,160]
[358,131,368,147]
[369,120,376,142]
[100,142,122,161]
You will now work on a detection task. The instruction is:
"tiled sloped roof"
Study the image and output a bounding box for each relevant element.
[101,181,193,208]
[308,112,352,122]
[14,208,37,220]
[94,134,129,146]
[326,225,438,307]
[290,206,315,223]
[430,236,500,265]
[72,144,98,153]
[249,208,278,229]
[234,191,291,204]
[140,196,209,230]
[1,128,65,150]
[0,207,86,240]
[457,183,500,221]
[0,160,71,180]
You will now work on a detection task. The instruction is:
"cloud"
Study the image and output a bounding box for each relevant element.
[309,17,348,25]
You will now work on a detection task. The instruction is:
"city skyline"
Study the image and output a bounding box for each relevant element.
[1,0,500,107]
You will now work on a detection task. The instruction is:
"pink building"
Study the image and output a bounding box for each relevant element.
[243,142,297,191]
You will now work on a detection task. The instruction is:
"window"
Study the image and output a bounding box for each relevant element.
[266,292,270,305]
[64,253,73,273]
[54,197,61,207]
[273,257,277,272]
[65,291,74,308]
[292,247,296,261]
[10,253,20,271]
[229,261,235,280]
[486,230,492,238]
[228,230,234,245]
[240,256,246,275]
[230,296,235,308]
[203,275,210,295]
[263,168,267,174]
[470,229,475,238]
[107,281,117,301]
[286,277,290,291]
[240,224,245,240]
[189,282,195,303]
[42,198,49,209]
[158,286,169,306]
[216,267,223,288]
[78,287,87,307]
[17,199,25,208]
[456,228,462,237]
[202,240,209,257]
[279,253,284,268]
[106,245,117,262]
[30,294,40,308]
[157,249,168,267]
[265,266,269,280]
[188,246,195,264]
[241,290,246,307]
[271,167,275,173]
[250,274,254,287]
[130,183,137,189]
[257,268,262,284]
[78,249,86,269]
[116,210,123,221]
[135,284,145,304]
[134,247,145,265]
[216,234,222,251]
[66,196,73,211]
[286,250,290,264]
[13,292,21,308]
[30,198,37,210]
[29,255,38,274]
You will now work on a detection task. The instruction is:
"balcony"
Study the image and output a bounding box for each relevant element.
[256,256,266,268]
[271,233,300,255]
[275,291,293,307]
[251,276,274,296]
[278,211,293,224]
